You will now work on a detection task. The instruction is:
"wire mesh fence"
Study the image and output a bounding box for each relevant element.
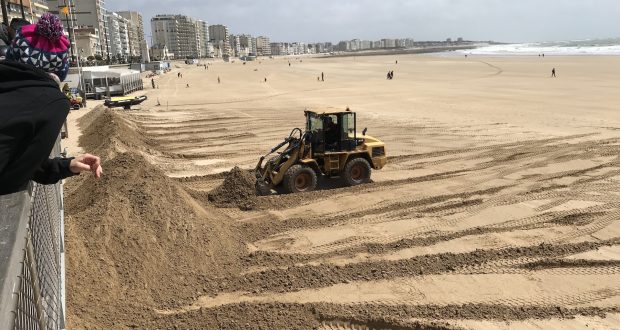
[0,142,66,330]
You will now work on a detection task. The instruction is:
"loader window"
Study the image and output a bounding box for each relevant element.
[341,113,355,137]
[308,115,323,132]
[307,114,325,154]
[325,115,339,151]
[340,113,357,151]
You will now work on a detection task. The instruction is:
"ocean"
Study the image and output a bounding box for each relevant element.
[458,38,620,56]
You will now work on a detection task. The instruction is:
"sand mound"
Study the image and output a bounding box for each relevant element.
[207,166,258,210]
[78,107,149,157]
[65,151,244,328]
[65,110,245,328]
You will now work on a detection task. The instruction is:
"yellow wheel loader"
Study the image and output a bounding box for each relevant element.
[255,108,387,195]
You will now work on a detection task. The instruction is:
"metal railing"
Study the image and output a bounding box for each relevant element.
[0,142,66,330]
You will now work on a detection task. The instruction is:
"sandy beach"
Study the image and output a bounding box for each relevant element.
[63,54,620,329]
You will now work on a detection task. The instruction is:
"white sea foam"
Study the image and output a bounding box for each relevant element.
[459,39,620,56]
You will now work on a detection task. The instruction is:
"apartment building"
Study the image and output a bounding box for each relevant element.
[151,14,202,59]
[48,0,110,58]
[228,34,241,57]
[30,0,49,20]
[238,34,255,55]
[195,19,209,58]
[3,0,51,24]
[208,24,229,57]
[106,11,130,60]
[117,11,145,58]
[3,0,32,23]
[255,36,270,56]
[269,42,283,56]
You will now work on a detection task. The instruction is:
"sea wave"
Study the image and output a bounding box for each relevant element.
[460,39,620,55]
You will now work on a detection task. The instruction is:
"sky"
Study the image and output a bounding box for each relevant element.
[105,0,620,43]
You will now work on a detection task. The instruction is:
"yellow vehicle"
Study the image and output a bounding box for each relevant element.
[255,108,387,194]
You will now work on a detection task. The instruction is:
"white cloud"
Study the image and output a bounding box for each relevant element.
[105,0,620,42]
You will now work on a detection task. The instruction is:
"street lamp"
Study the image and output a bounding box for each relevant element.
[19,0,25,19]
[1,0,8,25]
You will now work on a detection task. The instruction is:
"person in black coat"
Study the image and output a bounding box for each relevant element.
[0,14,102,195]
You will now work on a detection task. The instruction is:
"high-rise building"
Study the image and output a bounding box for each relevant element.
[195,19,209,58]
[117,11,145,59]
[48,0,110,59]
[4,0,33,23]
[238,34,256,55]
[151,14,202,59]
[255,36,270,56]
[229,34,241,57]
[30,0,49,20]
[269,42,282,56]
[140,39,150,62]
[383,39,397,48]
[106,11,130,61]
[208,24,229,57]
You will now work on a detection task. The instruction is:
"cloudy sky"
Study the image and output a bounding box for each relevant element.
[105,0,619,43]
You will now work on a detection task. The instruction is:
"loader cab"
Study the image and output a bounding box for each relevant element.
[305,109,358,154]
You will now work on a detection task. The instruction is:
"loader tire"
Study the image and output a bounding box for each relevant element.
[342,158,371,186]
[284,165,317,194]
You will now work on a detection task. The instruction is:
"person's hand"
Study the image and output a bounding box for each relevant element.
[70,154,103,179]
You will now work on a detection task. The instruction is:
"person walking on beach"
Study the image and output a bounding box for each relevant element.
[321,72,324,81]
[218,76,221,84]
[151,78,155,89]
[551,68,556,77]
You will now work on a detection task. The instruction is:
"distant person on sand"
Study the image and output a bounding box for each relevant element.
[0,13,102,195]
[218,76,221,84]
[186,83,190,88]
[321,72,324,81]
[551,68,556,77]
[264,77,267,82]
[151,78,155,89]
